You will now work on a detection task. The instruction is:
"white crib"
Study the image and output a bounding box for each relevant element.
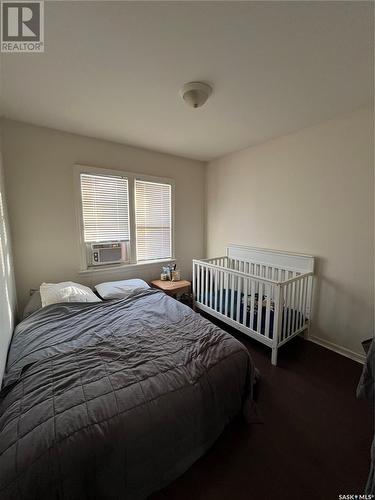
[193,245,314,366]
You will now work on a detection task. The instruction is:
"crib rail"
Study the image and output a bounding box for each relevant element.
[278,273,313,346]
[193,257,313,365]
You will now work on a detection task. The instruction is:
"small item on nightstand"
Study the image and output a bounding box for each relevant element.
[171,270,181,282]
[162,265,172,280]
[161,263,179,281]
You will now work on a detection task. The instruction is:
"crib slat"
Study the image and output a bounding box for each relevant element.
[230,274,235,319]
[242,278,248,326]
[290,280,296,333]
[203,266,206,304]
[236,276,242,322]
[257,282,263,335]
[224,272,229,316]
[218,270,223,314]
[282,284,290,340]
[285,283,292,338]
[294,275,300,331]
[287,283,293,338]
[192,262,197,300]
[265,285,275,338]
[197,264,201,302]
[264,283,271,338]
[299,277,304,329]
[214,269,218,311]
[300,277,306,328]
[201,266,204,305]
[300,277,305,325]
[272,284,282,348]
[302,276,309,324]
[296,278,302,330]
[205,266,209,306]
[282,284,288,340]
[294,278,300,330]
[209,266,213,308]
[280,284,285,340]
[250,280,256,330]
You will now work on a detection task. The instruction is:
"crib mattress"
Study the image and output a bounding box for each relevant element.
[199,289,306,338]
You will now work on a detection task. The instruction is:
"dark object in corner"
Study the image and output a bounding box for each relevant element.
[362,338,373,354]
[357,338,374,495]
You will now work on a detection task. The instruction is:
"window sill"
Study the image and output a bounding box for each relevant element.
[78,258,176,275]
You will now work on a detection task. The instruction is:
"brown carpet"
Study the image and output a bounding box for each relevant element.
[150,319,372,500]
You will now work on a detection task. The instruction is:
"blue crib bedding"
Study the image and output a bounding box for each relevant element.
[199,289,305,339]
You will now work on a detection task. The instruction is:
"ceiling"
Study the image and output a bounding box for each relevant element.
[0,1,373,161]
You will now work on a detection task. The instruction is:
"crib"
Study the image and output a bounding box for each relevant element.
[193,245,314,366]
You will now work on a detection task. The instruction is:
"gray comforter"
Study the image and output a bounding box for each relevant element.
[0,288,255,500]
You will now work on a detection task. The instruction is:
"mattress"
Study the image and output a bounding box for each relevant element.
[0,288,255,500]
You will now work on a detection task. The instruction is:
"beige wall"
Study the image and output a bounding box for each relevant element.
[0,128,17,383]
[206,108,374,359]
[2,120,205,311]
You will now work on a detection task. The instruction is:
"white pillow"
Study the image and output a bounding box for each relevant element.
[95,279,150,300]
[40,282,101,307]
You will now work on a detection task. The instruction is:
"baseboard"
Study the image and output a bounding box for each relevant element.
[307,335,365,364]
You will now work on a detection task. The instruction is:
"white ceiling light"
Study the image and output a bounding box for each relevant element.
[180,82,213,109]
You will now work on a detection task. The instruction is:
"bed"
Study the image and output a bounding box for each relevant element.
[193,245,315,366]
[0,287,255,500]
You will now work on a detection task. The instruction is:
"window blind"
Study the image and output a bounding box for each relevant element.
[135,180,172,261]
[80,173,130,242]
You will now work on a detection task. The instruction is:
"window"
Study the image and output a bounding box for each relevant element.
[80,173,130,243]
[135,180,172,261]
[76,166,174,270]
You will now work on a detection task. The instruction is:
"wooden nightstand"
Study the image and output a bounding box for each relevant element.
[150,279,191,298]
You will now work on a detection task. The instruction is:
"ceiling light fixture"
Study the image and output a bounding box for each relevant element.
[180,82,213,109]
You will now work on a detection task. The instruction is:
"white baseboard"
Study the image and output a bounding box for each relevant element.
[307,335,365,364]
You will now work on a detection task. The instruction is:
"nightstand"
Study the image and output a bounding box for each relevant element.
[150,279,191,299]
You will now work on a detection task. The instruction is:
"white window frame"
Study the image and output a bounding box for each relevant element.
[74,164,175,273]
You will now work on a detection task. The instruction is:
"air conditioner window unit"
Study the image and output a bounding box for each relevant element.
[88,241,129,266]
